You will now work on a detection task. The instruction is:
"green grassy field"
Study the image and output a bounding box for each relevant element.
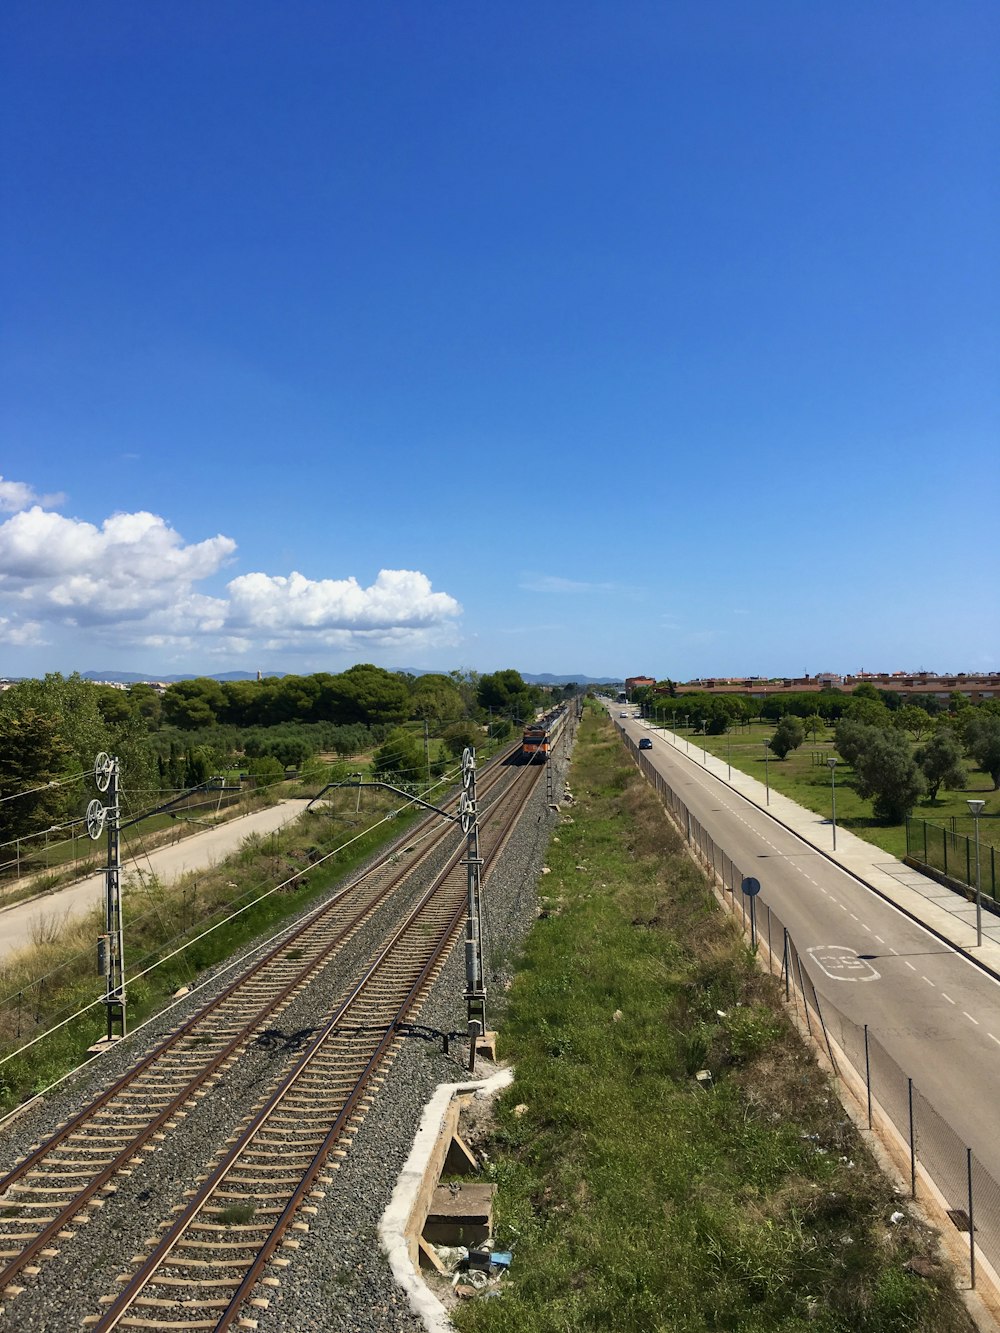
[658,719,998,863]
[453,709,972,1333]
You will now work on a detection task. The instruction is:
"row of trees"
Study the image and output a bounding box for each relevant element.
[152,665,562,733]
[631,680,994,733]
[629,678,999,825]
[0,668,571,845]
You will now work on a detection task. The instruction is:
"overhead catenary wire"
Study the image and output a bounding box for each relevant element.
[0,771,89,804]
[0,811,396,1066]
[0,763,474,1069]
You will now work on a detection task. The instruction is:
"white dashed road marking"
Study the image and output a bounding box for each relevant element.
[964,1013,980,1025]
[942,993,956,1005]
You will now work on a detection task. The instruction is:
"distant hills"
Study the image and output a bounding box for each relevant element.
[81,669,620,686]
[82,670,280,684]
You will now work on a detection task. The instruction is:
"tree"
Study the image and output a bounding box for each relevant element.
[162,678,225,729]
[804,713,823,743]
[853,683,882,702]
[477,670,540,727]
[835,719,879,768]
[915,730,967,801]
[488,716,514,742]
[895,705,932,741]
[0,709,72,842]
[844,696,893,729]
[184,747,214,788]
[372,727,425,786]
[93,685,134,727]
[852,729,925,822]
[129,683,163,729]
[966,715,1000,790]
[245,733,314,769]
[246,755,285,786]
[769,716,805,760]
[318,665,411,727]
[218,679,264,728]
[410,674,466,727]
[442,721,480,758]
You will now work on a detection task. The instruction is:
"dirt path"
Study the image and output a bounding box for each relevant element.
[0,800,312,961]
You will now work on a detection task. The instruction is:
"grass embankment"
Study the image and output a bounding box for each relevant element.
[0,789,419,1115]
[454,710,972,1333]
[665,720,998,862]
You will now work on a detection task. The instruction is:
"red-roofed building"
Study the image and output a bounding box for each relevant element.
[625,676,656,696]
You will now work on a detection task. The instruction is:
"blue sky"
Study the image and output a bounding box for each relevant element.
[2,2,997,682]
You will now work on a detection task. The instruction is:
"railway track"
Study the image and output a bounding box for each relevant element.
[0,746,532,1322]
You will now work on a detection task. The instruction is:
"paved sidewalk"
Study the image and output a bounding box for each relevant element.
[639,720,1000,981]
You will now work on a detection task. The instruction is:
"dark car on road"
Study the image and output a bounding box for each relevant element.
[638,737,653,750]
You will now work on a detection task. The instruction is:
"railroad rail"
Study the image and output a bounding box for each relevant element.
[0,745,525,1314]
[85,752,545,1329]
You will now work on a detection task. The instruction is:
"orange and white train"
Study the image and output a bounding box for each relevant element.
[521,706,567,763]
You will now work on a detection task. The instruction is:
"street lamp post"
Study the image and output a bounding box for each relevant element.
[968,799,986,947]
[828,757,839,851]
[763,739,770,806]
[727,731,732,781]
[683,715,689,751]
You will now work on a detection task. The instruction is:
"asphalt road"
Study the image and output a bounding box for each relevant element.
[0,799,312,961]
[611,708,1000,1193]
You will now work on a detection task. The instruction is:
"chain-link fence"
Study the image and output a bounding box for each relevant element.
[621,724,1000,1290]
[906,815,998,903]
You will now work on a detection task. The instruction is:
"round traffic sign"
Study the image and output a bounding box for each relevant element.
[741,876,761,897]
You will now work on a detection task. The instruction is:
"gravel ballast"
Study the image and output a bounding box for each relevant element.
[0,734,573,1331]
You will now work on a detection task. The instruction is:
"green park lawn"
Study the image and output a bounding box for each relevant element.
[658,719,998,864]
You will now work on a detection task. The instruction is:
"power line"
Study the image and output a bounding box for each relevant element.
[0,772,87,804]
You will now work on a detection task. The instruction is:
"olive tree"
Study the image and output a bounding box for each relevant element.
[769,716,805,760]
[852,729,925,822]
[915,730,967,801]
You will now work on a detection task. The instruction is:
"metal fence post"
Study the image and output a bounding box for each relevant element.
[782,929,790,1000]
[864,1024,872,1129]
[795,954,814,1035]
[968,1147,976,1289]
[908,1078,916,1197]
[811,979,838,1074]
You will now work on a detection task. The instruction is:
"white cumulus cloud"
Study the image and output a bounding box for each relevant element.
[0,487,462,660]
[0,476,65,513]
[226,568,461,634]
[0,507,237,624]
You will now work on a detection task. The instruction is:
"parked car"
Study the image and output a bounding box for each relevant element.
[638,737,653,750]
